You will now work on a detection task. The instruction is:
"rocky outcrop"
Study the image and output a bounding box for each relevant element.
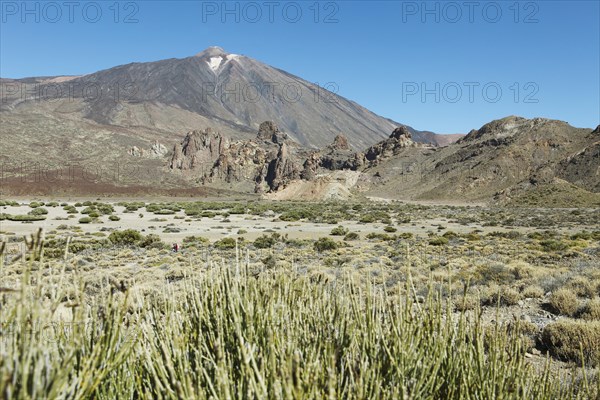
[331,134,350,151]
[210,141,271,183]
[169,128,226,171]
[128,141,168,158]
[170,122,306,192]
[165,116,598,203]
[556,141,600,191]
[299,134,358,179]
[301,152,321,181]
[364,126,419,163]
[266,143,301,191]
[257,121,289,144]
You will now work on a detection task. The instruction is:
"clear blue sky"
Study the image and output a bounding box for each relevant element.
[1,0,598,133]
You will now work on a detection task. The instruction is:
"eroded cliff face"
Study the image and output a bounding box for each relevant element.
[168,122,431,196]
[167,116,599,204]
[169,122,306,192]
[364,126,420,164]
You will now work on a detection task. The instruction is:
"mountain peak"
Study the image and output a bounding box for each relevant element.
[193,46,243,73]
[194,46,228,58]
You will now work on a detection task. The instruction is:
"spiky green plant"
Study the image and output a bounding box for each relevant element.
[0,235,598,399]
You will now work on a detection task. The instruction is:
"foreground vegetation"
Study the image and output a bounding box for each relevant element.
[1,200,599,398]
[0,234,598,399]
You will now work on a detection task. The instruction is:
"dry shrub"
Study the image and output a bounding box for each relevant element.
[542,320,600,367]
[566,276,596,299]
[474,263,514,285]
[483,285,522,306]
[522,285,545,299]
[579,298,600,321]
[549,288,579,317]
[508,320,540,352]
[510,260,539,280]
[454,293,480,312]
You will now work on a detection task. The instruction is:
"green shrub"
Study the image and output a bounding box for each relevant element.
[429,236,449,246]
[464,233,481,241]
[344,232,360,241]
[330,226,348,236]
[366,233,395,241]
[97,204,115,215]
[108,215,120,221]
[540,239,570,252]
[383,226,397,233]
[108,229,143,246]
[359,214,376,223]
[314,237,338,252]
[262,254,277,269]
[254,234,277,249]
[0,259,592,398]
[229,205,246,215]
[8,214,46,222]
[184,208,201,216]
[279,209,313,222]
[78,217,93,224]
[214,237,237,250]
[80,206,97,214]
[183,236,210,245]
[28,207,48,215]
[139,234,164,249]
[154,209,176,215]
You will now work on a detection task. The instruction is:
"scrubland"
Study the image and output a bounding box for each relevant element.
[1,199,599,398]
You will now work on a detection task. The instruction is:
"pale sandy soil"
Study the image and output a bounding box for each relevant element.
[1,201,596,245]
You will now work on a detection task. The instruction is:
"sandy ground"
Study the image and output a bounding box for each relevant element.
[1,201,596,246]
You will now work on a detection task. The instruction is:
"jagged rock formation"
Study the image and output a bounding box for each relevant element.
[266,143,301,191]
[169,128,226,171]
[364,126,422,164]
[128,141,168,158]
[331,134,350,150]
[169,122,305,192]
[300,134,359,180]
[166,116,599,205]
[256,121,290,144]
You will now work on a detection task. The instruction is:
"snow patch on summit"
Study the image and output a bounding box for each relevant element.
[207,54,240,73]
[207,57,223,72]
